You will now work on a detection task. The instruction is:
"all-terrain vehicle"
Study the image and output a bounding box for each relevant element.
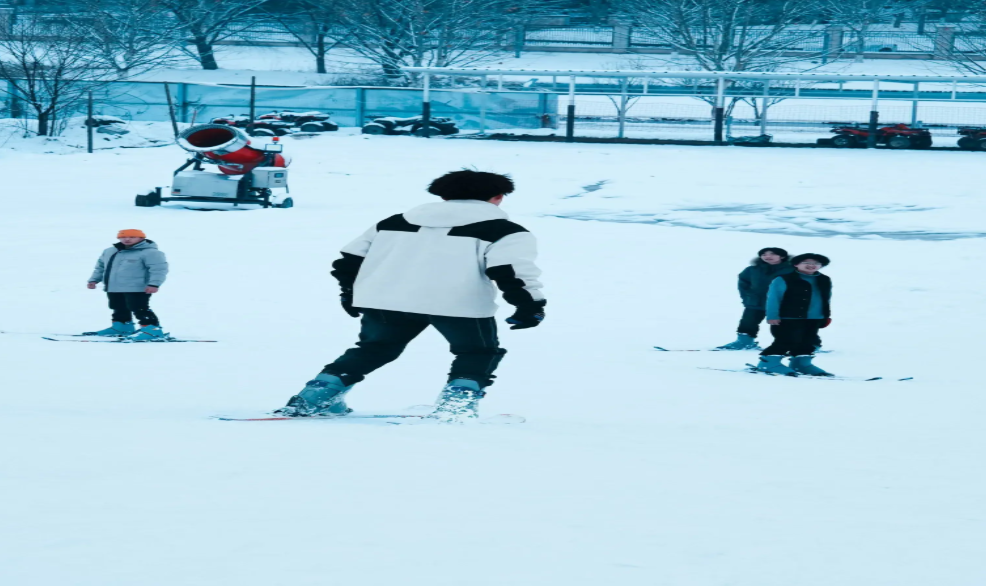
[211,111,338,137]
[957,127,986,150]
[818,123,932,149]
[361,115,459,136]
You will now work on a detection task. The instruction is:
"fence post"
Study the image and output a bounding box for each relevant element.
[566,76,576,142]
[911,82,920,125]
[539,92,551,129]
[421,73,432,137]
[760,82,770,135]
[163,83,179,138]
[934,26,955,60]
[355,87,365,127]
[617,77,629,138]
[825,26,844,63]
[714,77,725,144]
[867,80,880,149]
[479,78,488,135]
[612,21,630,53]
[86,91,94,154]
[247,76,256,135]
[513,25,525,58]
[177,83,188,123]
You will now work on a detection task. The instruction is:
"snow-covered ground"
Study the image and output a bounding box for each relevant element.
[1,129,984,585]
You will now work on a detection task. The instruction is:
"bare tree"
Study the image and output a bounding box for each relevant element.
[268,0,349,74]
[822,0,924,58]
[941,2,986,74]
[160,0,268,69]
[617,0,823,73]
[335,0,547,84]
[55,0,186,75]
[0,17,115,135]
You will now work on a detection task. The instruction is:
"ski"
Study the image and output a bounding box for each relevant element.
[42,337,217,343]
[213,413,525,424]
[699,364,912,382]
[654,346,830,353]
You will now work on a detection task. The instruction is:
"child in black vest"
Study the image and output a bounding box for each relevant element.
[756,253,833,376]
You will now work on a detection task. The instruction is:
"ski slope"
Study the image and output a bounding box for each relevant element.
[1,130,984,586]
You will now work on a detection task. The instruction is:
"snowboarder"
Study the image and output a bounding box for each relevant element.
[755,253,833,376]
[276,170,546,421]
[717,247,793,350]
[86,229,170,341]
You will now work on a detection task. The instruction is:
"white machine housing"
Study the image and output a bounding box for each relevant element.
[171,171,243,199]
[251,167,289,189]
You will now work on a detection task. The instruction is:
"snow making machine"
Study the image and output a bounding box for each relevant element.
[135,123,293,209]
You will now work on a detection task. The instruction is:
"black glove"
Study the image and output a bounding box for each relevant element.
[505,301,546,330]
[340,289,361,318]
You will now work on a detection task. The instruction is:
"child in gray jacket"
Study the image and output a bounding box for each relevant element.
[86,229,170,341]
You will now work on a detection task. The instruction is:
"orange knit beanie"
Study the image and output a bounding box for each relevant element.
[117,229,146,238]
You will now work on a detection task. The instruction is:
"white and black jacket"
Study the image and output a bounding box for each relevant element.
[331,200,544,318]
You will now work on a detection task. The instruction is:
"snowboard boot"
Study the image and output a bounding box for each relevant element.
[431,379,487,423]
[790,355,834,377]
[755,355,798,377]
[126,325,170,341]
[716,333,760,350]
[84,321,136,337]
[275,373,354,417]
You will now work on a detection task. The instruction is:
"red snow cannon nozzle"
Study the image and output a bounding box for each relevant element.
[177,123,288,175]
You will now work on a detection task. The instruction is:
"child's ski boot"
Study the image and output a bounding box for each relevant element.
[716,333,760,350]
[790,355,834,377]
[431,379,487,423]
[83,321,135,337]
[275,373,353,417]
[126,325,171,341]
[755,355,798,376]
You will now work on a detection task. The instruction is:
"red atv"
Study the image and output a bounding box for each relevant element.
[957,127,986,150]
[822,123,932,149]
[211,111,338,137]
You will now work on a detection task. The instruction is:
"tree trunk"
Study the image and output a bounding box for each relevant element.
[316,34,326,74]
[37,110,50,136]
[193,35,219,70]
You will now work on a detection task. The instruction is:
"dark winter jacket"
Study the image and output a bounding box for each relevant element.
[766,272,832,321]
[89,240,169,293]
[737,259,793,309]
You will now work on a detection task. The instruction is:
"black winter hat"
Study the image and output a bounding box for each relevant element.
[790,253,831,267]
[758,247,789,259]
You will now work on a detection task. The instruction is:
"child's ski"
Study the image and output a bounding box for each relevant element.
[213,413,525,424]
[654,346,830,353]
[699,364,912,382]
[42,337,217,343]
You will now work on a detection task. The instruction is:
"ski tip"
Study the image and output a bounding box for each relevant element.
[864,377,883,381]
[898,377,914,381]
[652,346,668,351]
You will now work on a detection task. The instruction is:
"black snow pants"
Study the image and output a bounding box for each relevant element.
[760,319,826,357]
[107,293,160,326]
[737,308,767,337]
[740,308,822,348]
[323,309,507,388]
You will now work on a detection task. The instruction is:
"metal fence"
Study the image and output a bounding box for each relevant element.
[522,26,614,47]
[841,31,936,53]
[0,80,558,133]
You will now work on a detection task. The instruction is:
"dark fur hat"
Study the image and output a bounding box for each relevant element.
[790,253,831,267]
[757,247,789,259]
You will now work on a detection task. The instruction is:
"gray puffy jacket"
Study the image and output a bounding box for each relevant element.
[89,240,169,292]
